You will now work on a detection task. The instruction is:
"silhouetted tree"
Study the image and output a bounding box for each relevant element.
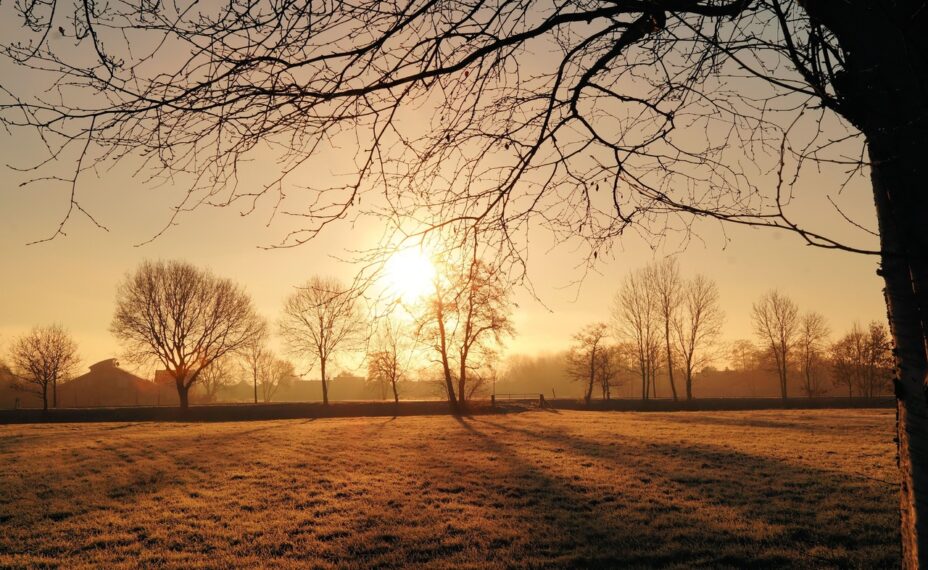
[8,1,928,561]
[831,322,893,399]
[614,267,661,400]
[9,325,79,410]
[673,275,724,400]
[197,355,238,403]
[649,259,682,401]
[280,277,364,406]
[797,312,831,398]
[595,344,625,401]
[729,340,761,373]
[752,291,799,400]
[367,319,407,403]
[567,323,610,405]
[111,260,265,409]
[241,327,271,404]
[260,358,295,403]
[416,256,514,408]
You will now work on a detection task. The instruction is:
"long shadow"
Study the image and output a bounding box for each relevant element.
[650,412,888,433]
[471,417,898,566]
[444,415,688,568]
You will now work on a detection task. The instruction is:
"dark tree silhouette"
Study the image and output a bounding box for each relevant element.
[752,290,799,400]
[416,255,514,409]
[280,276,364,406]
[111,260,266,409]
[367,318,407,403]
[673,274,724,400]
[8,325,80,410]
[567,322,610,405]
[797,311,830,398]
[3,1,928,563]
[613,266,661,400]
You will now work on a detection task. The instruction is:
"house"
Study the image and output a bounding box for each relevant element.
[58,358,177,407]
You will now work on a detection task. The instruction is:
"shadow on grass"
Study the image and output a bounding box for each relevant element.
[466,416,897,567]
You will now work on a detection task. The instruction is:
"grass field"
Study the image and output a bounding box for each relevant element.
[0,409,899,568]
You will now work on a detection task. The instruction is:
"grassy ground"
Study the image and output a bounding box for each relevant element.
[0,409,898,569]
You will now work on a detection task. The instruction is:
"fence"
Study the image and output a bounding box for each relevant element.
[491,393,547,408]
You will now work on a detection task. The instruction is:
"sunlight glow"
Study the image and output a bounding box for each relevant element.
[384,248,436,303]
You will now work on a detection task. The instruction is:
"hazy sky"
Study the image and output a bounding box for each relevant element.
[0,158,884,377]
[0,4,887,378]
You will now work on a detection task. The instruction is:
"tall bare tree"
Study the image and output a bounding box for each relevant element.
[280,277,364,406]
[831,322,894,400]
[367,318,407,403]
[260,358,295,403]
[416,256,514,408]
[672,275,724,400]
[729,340,761,373]
[7,0,928,561]
[614,267,661,400]
[595,344,625,401]
[197,355,238,403]
[241,327,271,404]
[111,260,266,409]
[566,323,610,405]
[797,312,831,398]
[649,259,683,401]
[752,291,800,400]
[9,325,80,410]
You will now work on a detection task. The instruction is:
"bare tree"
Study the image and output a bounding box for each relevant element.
[729,340,761,373]
[197,355,238,403]
[831,322,893,400]
[7,0,928,560]
[280,277,364,406]
[566,323,610,405]
[614,267,661,400]
[453,260,514,404]
[9,325,80,410]
[672,275,724,400]
[367,319,407,403]
[797,312,831,398]
[260,358,295,403]
[241,327,271,404]
[111,260,266,409]
[649,259,683,401]
[416,255,514,408]
[752,291,799,400]
[595,344,625,401]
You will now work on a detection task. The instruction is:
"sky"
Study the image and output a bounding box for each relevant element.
[0,3,888,379]
[0,164,885,378]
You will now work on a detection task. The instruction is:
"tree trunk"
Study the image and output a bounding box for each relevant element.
[869,132,928,569]
[320,358,329,406]
[685,369,693,401]
[665,327,678,401]
[793,1,928,559]
[177,381,190,410]
[435,299,458,410]
[253,371,258,404]
[392,380,399,404]
[52,378,57,408]
[42,384,48,411]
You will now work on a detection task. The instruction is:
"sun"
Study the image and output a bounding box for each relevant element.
[384,248,437,303]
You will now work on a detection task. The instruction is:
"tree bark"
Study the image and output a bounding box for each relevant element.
[870,132,928,569]
[665,328,678,401]
[177,381,190,410]
[320,358,329,406]
[435,299,458,411]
